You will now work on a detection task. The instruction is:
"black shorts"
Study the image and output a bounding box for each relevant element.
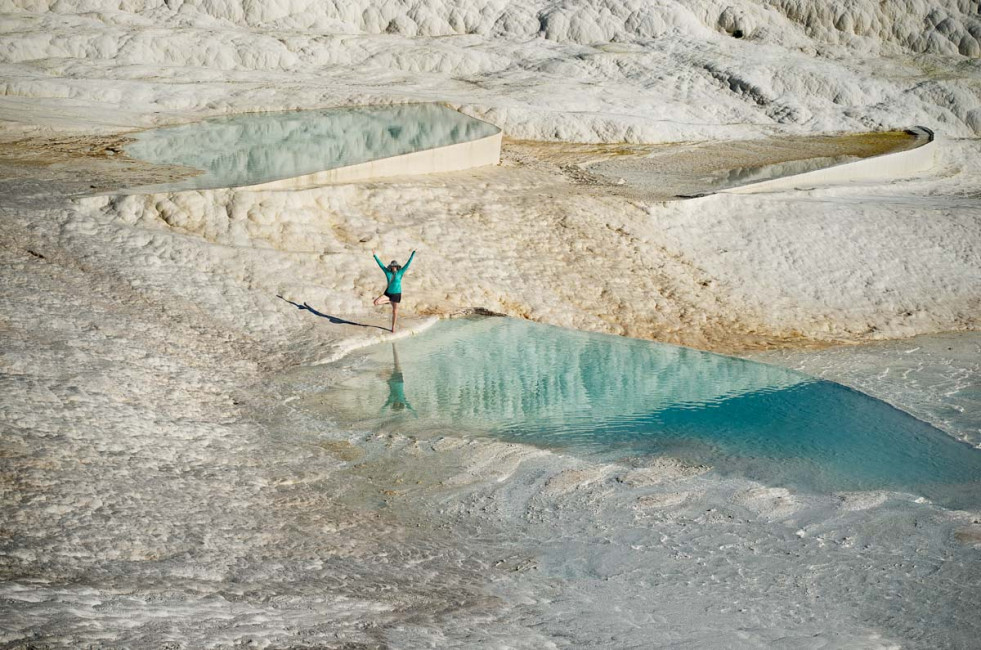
[385,292,402,303]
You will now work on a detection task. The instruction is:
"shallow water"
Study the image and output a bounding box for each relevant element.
[750,331,981,448]
[310,318,981,508]
[584,130,926,197]
[124,104,499,192]
[688,130,925,194]
[691,154,859,193]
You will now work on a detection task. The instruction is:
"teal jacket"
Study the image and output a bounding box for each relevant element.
[375,251,415,294]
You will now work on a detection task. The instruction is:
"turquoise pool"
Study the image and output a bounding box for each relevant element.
[124,104,500,192]
[309,318,981,508]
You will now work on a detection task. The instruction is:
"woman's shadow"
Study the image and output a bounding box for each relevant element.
[277,295,389,331]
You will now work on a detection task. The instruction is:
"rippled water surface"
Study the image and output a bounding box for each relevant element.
[301,318,981,507]
[124,104,499,191]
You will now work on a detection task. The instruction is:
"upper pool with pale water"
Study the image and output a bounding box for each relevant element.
[124,104,499,192]
[294,317,981,509]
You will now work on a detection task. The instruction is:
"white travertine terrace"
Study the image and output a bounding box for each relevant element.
[3,2,981,647]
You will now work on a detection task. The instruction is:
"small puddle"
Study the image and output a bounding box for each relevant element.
[123,104,499,192]
[282,317,981,509]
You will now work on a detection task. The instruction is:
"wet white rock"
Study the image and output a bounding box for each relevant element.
[2,0,981,647]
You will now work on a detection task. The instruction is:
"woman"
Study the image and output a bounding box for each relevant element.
[372,249,415,333]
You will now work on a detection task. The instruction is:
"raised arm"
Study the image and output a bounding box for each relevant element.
[401,250,416,273]
[373,252,387,272]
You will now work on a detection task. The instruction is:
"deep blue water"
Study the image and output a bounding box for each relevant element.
[321,317,981,508]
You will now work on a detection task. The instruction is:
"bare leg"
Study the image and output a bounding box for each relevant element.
[373,294,390,306]
[391,301,399,333]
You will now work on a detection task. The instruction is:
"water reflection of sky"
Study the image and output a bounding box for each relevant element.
[303,318,981,508]
[697,154,859,192]
[125,104,500,192]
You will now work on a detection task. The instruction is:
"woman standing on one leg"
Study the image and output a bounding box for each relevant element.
[372,249,416,333]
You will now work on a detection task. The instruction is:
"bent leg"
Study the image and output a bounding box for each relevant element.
[373,294,390,306]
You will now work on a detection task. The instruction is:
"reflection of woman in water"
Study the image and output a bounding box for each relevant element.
[382,344,414,414]
[372,249,416,333]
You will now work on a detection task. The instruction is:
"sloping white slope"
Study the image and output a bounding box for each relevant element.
[7,1,977,54]
[1,1,979,139]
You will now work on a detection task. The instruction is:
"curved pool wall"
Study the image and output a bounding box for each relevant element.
[722,127,936,194]
[123,104,502,193]
[292,317,981,509]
